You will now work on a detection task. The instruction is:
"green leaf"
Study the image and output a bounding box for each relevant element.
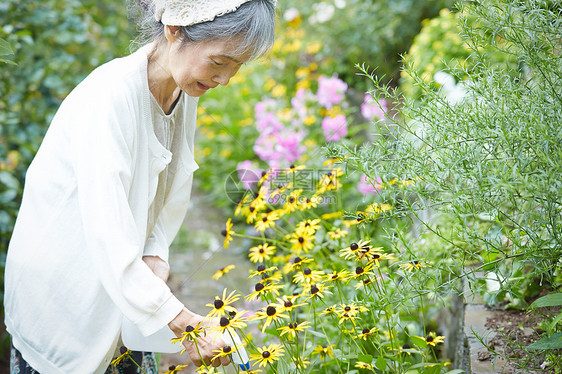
[0,58,17,65]
[375,356,387,371]
[527,333,562,350]
[357,354,373,363]
[445,369,466,374]
[548,311,562,335]
[0,38,13,55]
[410,335,427,348]
[530,293,562,308]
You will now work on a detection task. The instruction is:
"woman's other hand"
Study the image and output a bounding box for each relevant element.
[142,255,170,282]
[169,308,231,368]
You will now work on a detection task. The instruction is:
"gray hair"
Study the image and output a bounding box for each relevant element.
[130,0,276,61]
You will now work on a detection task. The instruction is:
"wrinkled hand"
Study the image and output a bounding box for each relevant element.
[169,308,231,368]
[142,255,170,282]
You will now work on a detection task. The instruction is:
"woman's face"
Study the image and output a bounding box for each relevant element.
[167,37,250,97]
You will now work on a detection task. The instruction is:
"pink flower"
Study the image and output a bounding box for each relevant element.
[322,114,347,142]
[256,111,284,133]
[237,160,262,190]
[255,98,277,120]
[361,95,388,121]
[316,75,348,109]
[357,174,382,195]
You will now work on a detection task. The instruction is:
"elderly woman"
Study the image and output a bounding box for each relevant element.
[4,0,276,372]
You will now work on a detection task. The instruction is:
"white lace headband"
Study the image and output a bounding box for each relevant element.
[155,0,274,27]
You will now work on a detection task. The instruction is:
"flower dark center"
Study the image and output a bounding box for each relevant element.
[249,207,256,212]
[332,273,338,279]
[426,335,434,342]
[221,229,227,236]
[362,328,370,334]
[356,266,364,274]
[229,311,236,318]
[262,217,268,222]
[298,236,304,243]
[185,325,195,333]
[169,365,176,371]
[294,256,302,263]
[224,346,232,353]
[290,164,295,169]
[266,306,276,316]
[372,254,381,259]
[306,198,311,203]
[327,172,333,177]
[403,343,411,349]
[350,243,359,250]
[120,346,127,355]
[259,248,265,254]
[220,316,230,327]
[305,222,310,227]
[257,264,266,272]
[214,299,224,309]
[413,260,420,265]
[261,171,267,177]
[289,323,296,328]
[289,197,295,203]
[266,208,272,213]
[284,300,293,308]
[311,285,319,294]
[255,283,265,291]
[262,350,271,358]
[304,268,312,275]
[345,306,351,312]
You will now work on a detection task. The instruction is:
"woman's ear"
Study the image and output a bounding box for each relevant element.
[164,25,181,43]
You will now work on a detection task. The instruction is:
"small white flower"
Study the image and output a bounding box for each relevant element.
[283,8,300,22]
[334,0,346,8]
[310,3,335,24]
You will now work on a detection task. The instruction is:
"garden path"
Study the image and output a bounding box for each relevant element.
[158,186,252,373]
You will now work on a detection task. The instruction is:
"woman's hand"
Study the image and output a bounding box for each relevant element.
[169,308,231,368]
[142,255,170,282]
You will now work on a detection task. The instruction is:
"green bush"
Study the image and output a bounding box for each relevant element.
[327,0,562,304]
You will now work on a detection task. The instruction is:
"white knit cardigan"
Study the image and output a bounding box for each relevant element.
[4,45,199,373]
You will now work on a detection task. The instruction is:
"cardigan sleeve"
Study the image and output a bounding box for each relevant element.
[69,79,183,336]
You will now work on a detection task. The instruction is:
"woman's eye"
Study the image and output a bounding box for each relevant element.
[212,60,223,66]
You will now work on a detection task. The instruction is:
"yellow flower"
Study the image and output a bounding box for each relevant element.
[355,361,374,370]
[251,304,290,332]
[248,243,276,263]
[110,347,130,366]
[221,218,235,248]
[312,345,334,360]
[320,305,337,316]
[293,267,324,284]
[245,281,283,302]
[212,264,236,280]
[271,84,287,98]
[303,283,332,301]
[298,194,322,211]
[164,364,189,373]
[321,211,343,220]
[352,263,375,279]
[400,259,430,272]
[366,250,394,268]
[289,230,315,255]
[365,202,392,215]
[171,323,205,353]
[248,264,278,279]
[278,320,311,339]
[274,295,306,313]
[340,239,371,260]
[284,256,314,273]
[209,313,248,336]
[295,67,309,78]
[317,168,343,193]
[250,344,284,368]
[196,365,219,374]
[327,228,348,240]
[296,219,321,234]
[324,269,351,284]
[306,41,323,54]
[355,327,379,340]
[205,289,240,320]
[303,115,316,126]
[418,332,445,347]
[254,211,280,232]
[283,189,302,213]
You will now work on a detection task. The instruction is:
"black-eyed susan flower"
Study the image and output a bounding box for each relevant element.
[327,228,348,240]
[338,312,359,326]
[284,256,313,273]
[234,194,252,217]
[164,364,189,373]
[339,239,371,260]
[298,194,321,211]
[254,211,280,232]
[317,168,343,193]
[400,259,430,272]
[355,361,374,370]
[289,230,315,254]
[248,243,276,263]
[246,206,260,224]
[293,267,324,284]
[248,264,278,279]
[250,190,267,211]
[296,219,321,234]
[366,202,392,215]
[212,344,238,360]
[212,264,236,280]
[251,304,290,332]
[366,250,393,267]
[355,277,375,289]
[284,164,306,174]
[352,263,375,279]
[205,289,240,319]
[277,321,310,339]
[110,346,130,366]
[245,281,283,302]
[337,302,367,317]
[312,345,334,360]
[283,189,302,213]
[324,269,351,284]
[355,327,379,340]
[419,332,445,347]
[249,344,284,368]
[210,313,248,336]
[269,182,292,200]
[303,283,332,301]
[275,295,306,313]
[222,218,235,248]
[395,343,421,356]
[195,366,219,374]
[171,322,205,353]
[320,305,337,316]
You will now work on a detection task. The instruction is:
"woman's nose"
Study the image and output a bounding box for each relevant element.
[213,72,231,86]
